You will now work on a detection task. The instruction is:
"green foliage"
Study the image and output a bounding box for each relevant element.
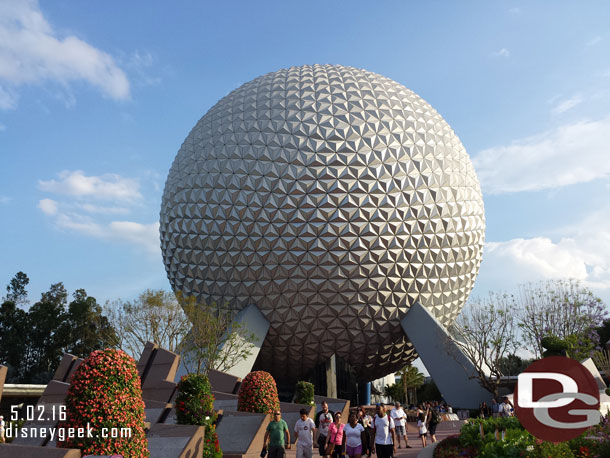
[497,354,532,376]
[383,383,404,403]
[175,374,222,458]
[416,380,442,403]
[541,335,569,357]
[436,416,610,458]
[179,295,256,376]
[237,371,280,414]
[0,274,118,383]
[294,381,315,406]
[532,441,574,457]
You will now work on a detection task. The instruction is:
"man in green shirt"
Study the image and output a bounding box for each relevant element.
[264,409,291,458]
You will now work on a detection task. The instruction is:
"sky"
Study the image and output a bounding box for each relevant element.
[1,0,610,318]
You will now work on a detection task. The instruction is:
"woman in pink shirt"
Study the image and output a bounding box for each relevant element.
[325,411,345,458]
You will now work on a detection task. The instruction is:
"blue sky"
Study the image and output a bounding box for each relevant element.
[1,0,610,311]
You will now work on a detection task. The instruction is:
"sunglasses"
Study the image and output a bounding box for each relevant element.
[274,412,281,416]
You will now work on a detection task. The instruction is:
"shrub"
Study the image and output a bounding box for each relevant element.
[294,381,315,406]
[57,349,148,457]
[237,371,280,414]
[541,335,569,357]
[175,373,222,458]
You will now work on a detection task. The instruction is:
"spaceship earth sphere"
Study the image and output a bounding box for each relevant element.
[160,64,485,382]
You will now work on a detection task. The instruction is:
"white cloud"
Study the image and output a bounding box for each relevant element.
[77,203,130,215]
[0,122,6,131]
[51,211,160,255]
[0,0,129,108]
[0,85,17,109]
[37,198,58,215]
[125,50,161,87]
[509,7,521,14]
[551,95,583,115]
[478,210,610,301]
[37,169,159,255]
[484,237,588,282]
[586,36,602,47]
[492,48,510,58]
[472,117,610,193]
[38,170,142,202]
[0,195,11,204]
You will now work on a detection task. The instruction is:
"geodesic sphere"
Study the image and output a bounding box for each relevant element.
[160,65,485,382]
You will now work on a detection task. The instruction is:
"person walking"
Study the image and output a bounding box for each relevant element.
[426,404,440,443]
[325,411,345,458]
[295,408,317,458]
[263,409,291,458]
[498,397,514,417]
[390,401,411,449]
[344,412,366,458]
[357,407,374,457]
[371,404,396,458]
[315,401,334,456]
[417,410,428,448]
[491,398,499,418]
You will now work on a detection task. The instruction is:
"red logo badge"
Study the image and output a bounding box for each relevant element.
[514,356,600,442]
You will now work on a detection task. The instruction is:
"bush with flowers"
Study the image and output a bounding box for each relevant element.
[57,349,149,457]
[294,381,315,406]
[237,371,280,414]
[433,416,610,458]
[175,373,222,458]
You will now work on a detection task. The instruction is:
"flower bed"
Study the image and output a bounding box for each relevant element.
[237,371,280,414]
[433,416,610,458]
[175,373,222,458]
[57,349,149,457]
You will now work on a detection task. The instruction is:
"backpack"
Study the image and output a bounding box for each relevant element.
[430,409,440,424]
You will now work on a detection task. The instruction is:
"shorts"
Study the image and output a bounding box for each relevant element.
[346,444,362,456]
[428,422,437,435]
[268,445,286,458]
[297,443,313,458]
[395,424,406,436]
[375,443,393,458]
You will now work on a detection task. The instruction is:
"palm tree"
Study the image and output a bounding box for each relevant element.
[396,365,425,405]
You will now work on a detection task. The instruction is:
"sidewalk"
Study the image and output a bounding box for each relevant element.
[283,420,464,458]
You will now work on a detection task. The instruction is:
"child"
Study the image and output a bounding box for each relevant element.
[417,411,428,448]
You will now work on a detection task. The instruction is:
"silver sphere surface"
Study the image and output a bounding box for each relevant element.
[160,64,485,381]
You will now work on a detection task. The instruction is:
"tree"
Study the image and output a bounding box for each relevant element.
[396,365,425,404]
[517,279,606,359]
[383,383,404,403]
[23,283,70,382]
[416,380,442,403]
[105,289,191,358]
[60,289,119,357]
[3,271,29,306]
[497,354,532,376]
[0,275,118,383]
[179,296,256,376]
[448,293,519,398]
[0,299,28,381]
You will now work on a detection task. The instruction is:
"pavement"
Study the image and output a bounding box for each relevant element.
[283,420,465,458]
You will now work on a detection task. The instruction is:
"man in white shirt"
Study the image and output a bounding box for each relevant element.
[371,404,396,458]
[295,408,317,458]
[498,397,514,417]
[390,402,411,449]
[315,401,333,456]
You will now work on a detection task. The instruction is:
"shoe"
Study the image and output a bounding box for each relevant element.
[398,445,401,449]
[405,444,412,448]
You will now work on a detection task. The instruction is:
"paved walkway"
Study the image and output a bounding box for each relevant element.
[284,421,464,458]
